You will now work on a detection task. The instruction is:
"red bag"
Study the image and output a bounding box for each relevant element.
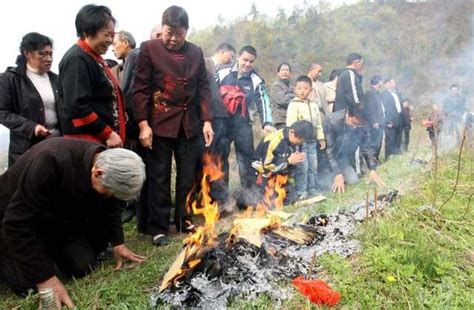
[293,276,341,306]
[219,85,247,117]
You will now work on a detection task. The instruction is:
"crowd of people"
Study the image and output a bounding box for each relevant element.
[0,3,469,308]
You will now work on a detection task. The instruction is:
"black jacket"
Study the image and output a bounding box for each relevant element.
[334,68,363,112]
[381,90,402,128]
[0,138,124,286]
[364,87,385,127]
[324,110,378,174]
[58,44,119,143]
[0,65,59,166]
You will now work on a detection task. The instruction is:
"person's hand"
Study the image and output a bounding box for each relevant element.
[138,121,153,149]
[113,244,146,270]
[203,121,214,147]
[372,123,379,129]
[331,173,345,193]
[263,125,276,135]
[106,131,123,148]
[367,170,385,187]
[386,123,393,128]
[34,124,50,137]
[37,276,74,309]
[319,139,326,150]
[288,151,306,165]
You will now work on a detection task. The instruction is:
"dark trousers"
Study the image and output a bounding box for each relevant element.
[146,132,201,235]
[0,221,108,296]
[124,138,150,233]
[221,115,256,190]
[401,127,410,152]
[208,118,230,202]
[370,127,384,160]
[385,127,401,160]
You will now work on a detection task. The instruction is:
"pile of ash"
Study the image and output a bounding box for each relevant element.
[151,191,398,309]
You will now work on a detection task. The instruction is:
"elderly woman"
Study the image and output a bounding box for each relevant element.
[0,32,60,166]
[270,62,294,129]
[58,4,125,147]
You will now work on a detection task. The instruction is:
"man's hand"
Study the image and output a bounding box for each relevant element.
[263,125,276,136]
[372,123,379,129]
[386,122,393,128]
[203,121,214,147]
[138,121,153,149]
[113,244,146,270]
[37,276,74,309]
[319,139,326,150]
[34,124,50,137]
[367,170,385,187]
[288,151,306,165]
[331,173,345,193]
[106,131,123,148]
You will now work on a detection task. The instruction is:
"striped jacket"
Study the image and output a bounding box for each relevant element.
[333,68,363,113]
[251,128,295,177]
[216,64,273,126]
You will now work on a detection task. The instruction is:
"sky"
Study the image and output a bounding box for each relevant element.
[0,0,357,134]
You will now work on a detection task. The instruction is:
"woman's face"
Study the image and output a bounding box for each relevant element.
[25,45,53,74]
[86,20,115,55]
[161,25,187,51]
[278,64,291,80]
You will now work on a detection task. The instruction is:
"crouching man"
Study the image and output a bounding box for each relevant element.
[0,138,146,308]
[251,120,314,205]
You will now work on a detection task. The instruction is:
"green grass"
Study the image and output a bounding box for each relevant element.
[1,127,473,308]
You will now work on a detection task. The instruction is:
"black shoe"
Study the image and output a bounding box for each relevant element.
[178,220,197,234]
[152,234,169,246]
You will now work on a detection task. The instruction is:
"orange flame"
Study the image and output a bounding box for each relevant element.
[184,152,224,248]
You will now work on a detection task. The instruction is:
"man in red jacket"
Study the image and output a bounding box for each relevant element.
[133,6,213,246]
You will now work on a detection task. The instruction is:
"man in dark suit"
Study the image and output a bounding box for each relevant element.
[381,77,403,160]
[364,75,385,160]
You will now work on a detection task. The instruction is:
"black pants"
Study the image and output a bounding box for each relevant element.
[124,138,150,234]
[208,118,230,202]
[0,224,107,296]
[385,127,401,160]
[370,127,384,160]
[401,127,410,152]
[221,115,256,190]
[146,132,201,235]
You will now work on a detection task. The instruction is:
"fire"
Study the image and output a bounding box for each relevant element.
[185,153,223,247]
[160,156,303,291]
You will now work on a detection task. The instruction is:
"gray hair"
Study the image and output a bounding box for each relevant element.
[94,148,145,201]
[116,30,136,49]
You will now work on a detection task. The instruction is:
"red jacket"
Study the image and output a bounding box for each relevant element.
[133,40,212,139]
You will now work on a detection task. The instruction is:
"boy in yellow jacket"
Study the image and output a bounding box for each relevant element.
[286,76,326,198]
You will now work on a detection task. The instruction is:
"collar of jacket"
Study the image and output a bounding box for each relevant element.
[230,62,254,78]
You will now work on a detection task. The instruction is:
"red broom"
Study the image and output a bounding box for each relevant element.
[292,276,341,307]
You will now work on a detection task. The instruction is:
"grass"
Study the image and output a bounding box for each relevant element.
[1,126,473,308]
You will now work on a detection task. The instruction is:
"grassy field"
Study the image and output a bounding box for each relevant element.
[1,126,473,309]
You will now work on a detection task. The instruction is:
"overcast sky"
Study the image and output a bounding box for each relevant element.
[0,0,357,134]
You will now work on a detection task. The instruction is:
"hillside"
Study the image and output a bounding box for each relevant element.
[190,0,473,105]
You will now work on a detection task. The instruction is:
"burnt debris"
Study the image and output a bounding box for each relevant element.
[151,191,398,309]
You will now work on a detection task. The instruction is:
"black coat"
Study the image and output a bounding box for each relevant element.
[364,87,385,127]
[0,65,59,166]
[334,68,363,112]
[58,44,119,143]
[0,138,124,286]
[324,110,378,174]
[381,90,402,128]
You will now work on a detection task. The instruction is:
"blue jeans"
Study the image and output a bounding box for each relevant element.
[295,142,318,196]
